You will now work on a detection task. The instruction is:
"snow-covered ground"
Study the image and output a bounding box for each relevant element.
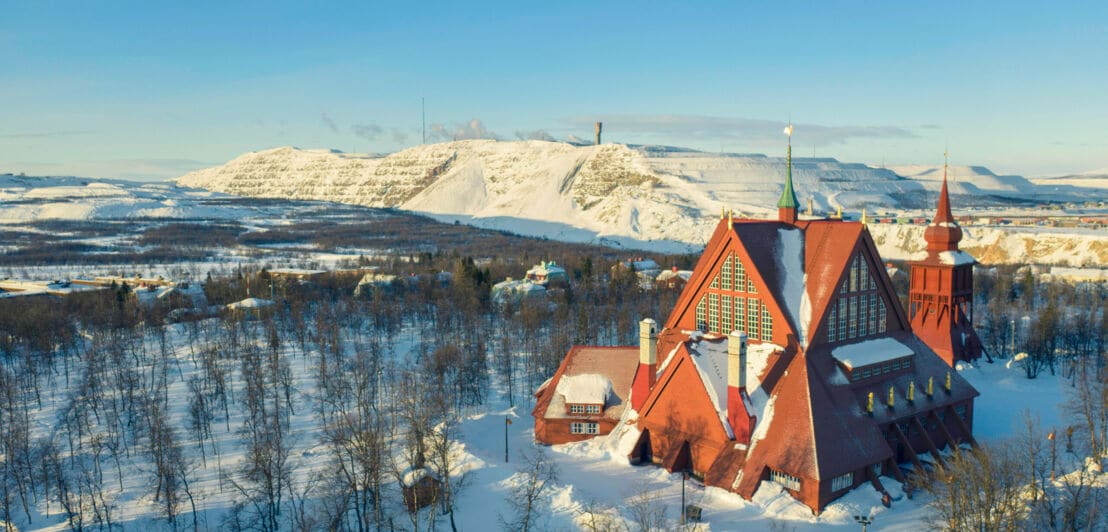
[7,315,1073,531]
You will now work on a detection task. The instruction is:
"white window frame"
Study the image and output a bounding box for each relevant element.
[770,469,801,491]
[586,404,601,414]
[831,472,853,492]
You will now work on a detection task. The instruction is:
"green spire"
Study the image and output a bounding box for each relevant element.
[777,123,799,209]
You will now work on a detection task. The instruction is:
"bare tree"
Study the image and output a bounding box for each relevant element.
[499,447,559,532]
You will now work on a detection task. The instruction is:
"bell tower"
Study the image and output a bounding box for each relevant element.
[908,152,982,366]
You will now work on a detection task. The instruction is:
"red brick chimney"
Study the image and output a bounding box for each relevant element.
[727,330,754,443]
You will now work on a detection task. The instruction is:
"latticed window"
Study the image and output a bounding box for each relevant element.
[827,304,838,342]
[586,405,601,414]
[850,256,860,292]
[735,258,746,291]
[696,296,707,331]
[848,296,858,338]
[710,273,719,289]
[868,294,878,335]
[721,253,732,291]
[748,278,757,293]
[859,255,869,291]
[761,304,773,342]
[708,293,720,332]
[878,297,887,333]
[722,295,732,333]
[748,297,760,340]
[858,294,868,338]
[831,472,853,492]
[838,298,848,340]
[734,297,745,333]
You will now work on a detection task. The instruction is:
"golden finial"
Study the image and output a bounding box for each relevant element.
[727,209,733,229]
[861,209,868,225]
[887,386,895,407]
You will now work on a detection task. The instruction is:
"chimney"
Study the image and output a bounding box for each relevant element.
[595,121,603,145]
[727,330,753,443]
[639,318,657,366]
[631,318,657,411]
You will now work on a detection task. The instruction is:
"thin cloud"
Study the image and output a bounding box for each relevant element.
[515,129,555,141]
[351,123,384,140]
[321,113,339,134]
[351,122,409,144]
[564,114,916,147]
[0,130,94,139]
[429,118,500,141]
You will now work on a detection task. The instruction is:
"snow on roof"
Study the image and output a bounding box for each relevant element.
[831,337,914,369]
[938,250,976,266]
[743,342,783,416]
[226,297,275,310]
[686,338,735,439]
[270,268,326,275]
[655,269,693,282]
[527,261,566,276]
[775,227,807,346]
[555,373,613,405]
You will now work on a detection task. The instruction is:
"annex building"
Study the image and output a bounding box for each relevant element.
[533,133,982,514]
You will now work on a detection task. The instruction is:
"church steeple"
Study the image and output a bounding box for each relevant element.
[778,122,799,223]
[924,150,963,252]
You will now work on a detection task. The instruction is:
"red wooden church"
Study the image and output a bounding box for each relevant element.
[533,132,982,513]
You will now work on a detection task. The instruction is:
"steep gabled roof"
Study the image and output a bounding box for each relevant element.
[532,346,639,421]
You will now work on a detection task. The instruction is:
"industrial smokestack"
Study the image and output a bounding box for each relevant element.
[595,121,603,145]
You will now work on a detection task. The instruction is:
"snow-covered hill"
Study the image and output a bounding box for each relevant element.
[0,174,242,222]
[176,141,1106,264]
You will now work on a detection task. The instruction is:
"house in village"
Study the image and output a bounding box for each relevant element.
[655,267,693,290]
[491,277,546,304]
[525,261,568,286]
[534,134,982,514]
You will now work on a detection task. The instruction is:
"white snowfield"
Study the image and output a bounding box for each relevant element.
[174,141,1106,263]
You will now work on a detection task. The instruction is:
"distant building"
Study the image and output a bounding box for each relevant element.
[655,267,692,290]
[491,278,546,304]
[525,261,568,286]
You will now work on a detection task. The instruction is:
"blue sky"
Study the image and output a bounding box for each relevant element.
[2,1,1106,180]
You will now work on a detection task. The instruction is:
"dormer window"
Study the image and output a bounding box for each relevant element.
[568,403,603,415]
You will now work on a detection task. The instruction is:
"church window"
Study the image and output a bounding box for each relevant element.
[827,304,838,342]
[748,278,757,293]
[722,295,732,333]
[770,469,801,491]
[709,293,720,332]
[696,297,707,331]
[838,299,848,340]
[734,297,745,333]
[761,304,773,341]
[721,254,732,290]
[859,255,869,291]
[748,297,760,340]
[831,472,853,492]
[858,294,868,338]
[848,297,858,339]
[878,297,887,333]
[735,258,746,291]
[710,273,719,289]
[868,294,878,335]
[850,256,860,292]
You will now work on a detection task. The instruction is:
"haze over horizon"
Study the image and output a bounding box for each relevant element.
[2,1,1107,181]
